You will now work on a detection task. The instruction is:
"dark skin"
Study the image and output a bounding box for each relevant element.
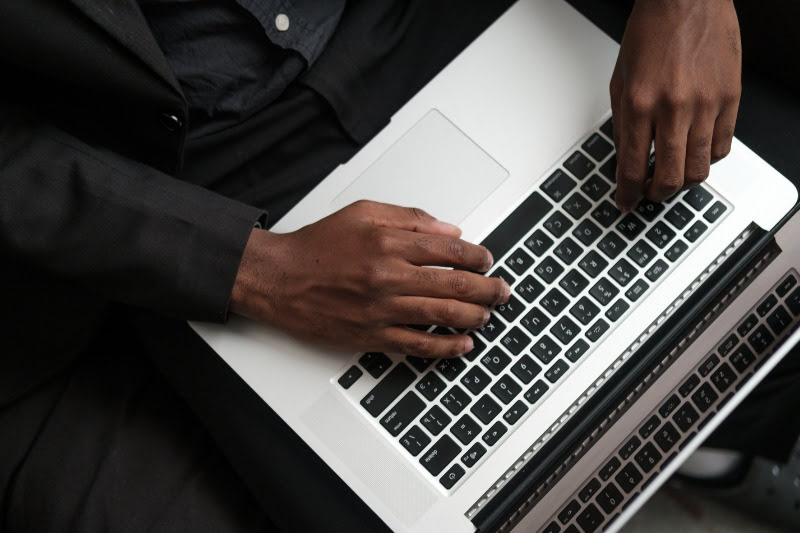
[231,0,742,358]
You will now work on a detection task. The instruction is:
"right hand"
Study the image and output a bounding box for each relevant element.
[230,200,510,358]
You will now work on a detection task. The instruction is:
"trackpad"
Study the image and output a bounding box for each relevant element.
[331,109,509,225]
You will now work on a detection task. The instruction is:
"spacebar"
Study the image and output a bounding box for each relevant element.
[480,191,553,260]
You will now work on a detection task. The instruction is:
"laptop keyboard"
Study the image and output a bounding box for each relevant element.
[543,270,800,533]
[336,116,731,492]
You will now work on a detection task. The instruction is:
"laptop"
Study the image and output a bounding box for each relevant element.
[190,0,799,531]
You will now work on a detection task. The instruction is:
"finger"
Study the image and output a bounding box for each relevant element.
[645,118,689,202]
[392,297,489,330]
[386,229,493,272]
[683,112,716,189]
[404,267,510,306]
[354,200,462,237]
[710,100,738,164]
[615,98,653,211]
[381,326,473,358]
[609,60,622,151]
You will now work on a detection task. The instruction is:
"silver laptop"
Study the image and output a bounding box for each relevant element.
[190,1,799,531]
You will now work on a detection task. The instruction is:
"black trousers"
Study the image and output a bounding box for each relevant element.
[3,2,800,532]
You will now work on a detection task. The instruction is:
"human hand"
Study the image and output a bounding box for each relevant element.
[230,200,510,358]
[610,0,741,210]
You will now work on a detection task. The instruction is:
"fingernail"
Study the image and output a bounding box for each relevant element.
[463,337,474,355]
[482,308,490,325]
[502,282,511,302]
[485,250,494,270]
[435,220,461,234]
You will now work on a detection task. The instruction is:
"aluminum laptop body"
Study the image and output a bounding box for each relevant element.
[190,1,798,531]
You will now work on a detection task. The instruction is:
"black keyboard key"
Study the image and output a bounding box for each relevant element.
[711,363,736,393]
[577,503,604,533]
[520,307,551,336]
[589,278,619,306]
[416,371,446,401]
[554,237,583,265]
[471,394,502,424]
[579,478,602,503]
[654,422,680,453]
[511,354,541,384]
[565,339,591,363]
[489,266,515,285]
[441,385,471,415]
[381,392,425,436]
[685,220,708,243]
[616,213,647,240]
[359,352,393,378]
[338,366,363,389]
[399,425,431,457]
[605,298,630,322]
[645,221,675,249]
[551,316,580,345]
[619,436,642,460]
[658,394,680,418]
[596,483,623,513]
[718,333,739,357]
[545,359,570,384]
[600,117,614,139]
[578,250,609,278]
[464,334,485,362]
[534,258,564,285]
[496,295,525,323]
[481,346,512,376]
[481,191,553,261]
[609,258,637,287]
[407,355,436,373]
[524,380,549,404]
[699,354,720,377]
[516,275,546,303]
[540,288,570,316]
[634,442,663,473]
[544,211,573,238]
[615,463,643,494]
[421,405,451,436]
[499,327,531,356]
[592,201,622,228]
[788,287,800,316]
[558,499,581,525]
[767,306,792,335]
[582,174,611,201]
[627,239,656,267]
[542,523,561,533]
[565,151,595,180]
[440,463,465,489]
[673,403,700,432]
[586,319,609,342]
[503,400,528,426]
[560,269,589,297]
[757,294,778,317]
[482,421,508,446]
[541,169,578,202]
[684,186,713,210]
[625,279,649,302]
[461,442,486,468]
[563,192,593,219]
[505,248,534,276]
[691,383,718,413]
[598,231,626,259]
[748,324,774,354]
[777,274,797,298]
[599,457,621,481]
[583,133,614,161]
[730,344,756,372]
[491,375,522,405]
[665,239,689,262]
[665,203,694,230]
[679,374,701,397]
[571,296,601,325]
[737,314,758,337]
[573,219,604,246]
[639,415,661,439]
[704,201,727,223]
[460,366,491,395]
[420,435,461,476]
[451,415,481,445]
[532,335,562,364]
[645,259,669,282]
[436,358,467,382]
[361,363,416,417]
[525,229,554,257]
[635,199,665,221]
[599,154,617,182]
[478,314,506,342]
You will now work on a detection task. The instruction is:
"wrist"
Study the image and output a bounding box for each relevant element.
[230,227,284,319]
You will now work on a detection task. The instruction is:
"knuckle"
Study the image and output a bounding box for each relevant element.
[446,239,467,264]
[373,229,393,254]
[448,273,470,296]
[661,89,691,111]
[408,336,434,357]
[408,206,430,222]
[657,174,683,193]
[684,170,708,186]
[436,301,458,324]
[616,168,644,187]
[624,87,656,117]
[711,144,732,161]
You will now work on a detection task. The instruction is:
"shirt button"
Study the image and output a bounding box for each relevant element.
[275,13,290,32]
[159,112,184,132]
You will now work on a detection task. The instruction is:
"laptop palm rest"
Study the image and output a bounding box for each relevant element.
[331,109,509,224]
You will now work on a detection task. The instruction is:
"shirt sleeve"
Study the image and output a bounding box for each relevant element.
[0,110,267,323]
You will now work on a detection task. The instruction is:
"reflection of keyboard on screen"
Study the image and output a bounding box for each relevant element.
[336,117,731,492]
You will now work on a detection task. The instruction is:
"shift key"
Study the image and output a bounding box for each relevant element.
[361,363,416,417]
